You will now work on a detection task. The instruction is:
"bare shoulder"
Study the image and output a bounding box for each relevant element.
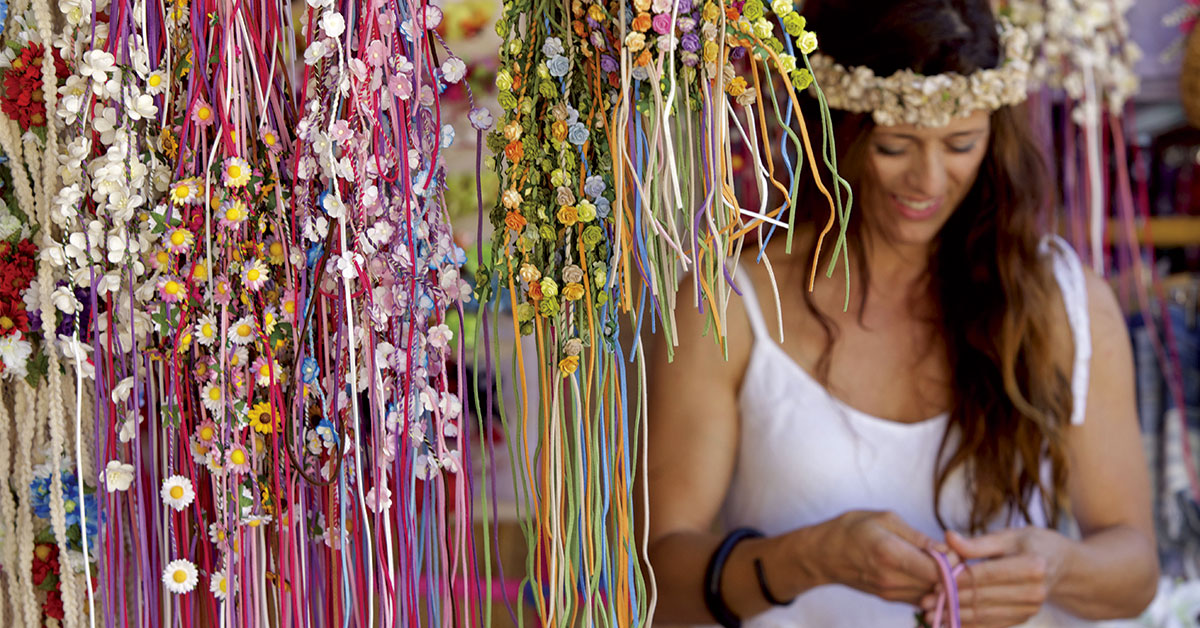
[1040,250,1129,372]
[1079,267,1128,344]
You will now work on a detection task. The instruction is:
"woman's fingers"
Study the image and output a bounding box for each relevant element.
[946,529,1020,560]
[957,555,1049,588]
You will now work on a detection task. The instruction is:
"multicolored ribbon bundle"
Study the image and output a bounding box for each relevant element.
[478,0,843,623]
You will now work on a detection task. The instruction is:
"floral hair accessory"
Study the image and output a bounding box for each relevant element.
[809,20,1033,127]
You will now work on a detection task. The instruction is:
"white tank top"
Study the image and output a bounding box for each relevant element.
[718,236,1098,627]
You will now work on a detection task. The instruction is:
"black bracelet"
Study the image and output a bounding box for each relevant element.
[753,557,795,606]
[703,527,764,628]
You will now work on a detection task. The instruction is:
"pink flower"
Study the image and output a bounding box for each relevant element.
[210,275,233,306]
[251,356,282,386]
[330,120,353,144]
[377,10,396,34]
[259,127,283,155]
[195,419,217,445]
[389,73,412,100]
[157,276,187,303]
[191,98,216,127]
[366,40,388,67]
[281,289,300,323]
[652,13,674,35]
[226,445,251,474]
[427,324,452,349]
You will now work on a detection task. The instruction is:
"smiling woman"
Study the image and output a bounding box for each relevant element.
[645,0,1160,626]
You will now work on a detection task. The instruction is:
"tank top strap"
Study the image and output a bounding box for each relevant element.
[1040,235,1092,426]
[733,265,771,341]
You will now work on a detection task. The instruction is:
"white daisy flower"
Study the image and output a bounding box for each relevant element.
[229,317,256,345]
[145,70,168,95]
[199,383,223,412]
[194,314,218,347]
[162,559,198,594]
[242,258,269,291]
[160,475,195,511]
[209,570,229,599]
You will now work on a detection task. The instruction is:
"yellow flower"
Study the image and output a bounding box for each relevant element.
[557,205,578,226]
[702,1,720,22]
[540,278,559,298]
[563,282,585,301]
[576,200,597,223]
[247,402,276,434]
[503,121,522,141]
[703,41,719,63]
[558,355,580,377]
[726,76,748,97]
[624,32,646,53]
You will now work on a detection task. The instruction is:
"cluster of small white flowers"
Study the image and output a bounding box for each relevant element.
[44,20,173,363]
[810,21,1033,128]
[1004,0,1141,122]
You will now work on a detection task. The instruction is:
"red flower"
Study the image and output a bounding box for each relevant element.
[0,299,28,337]
[0,239,37,300]
[0,44,68,131]
[42,589,64,620]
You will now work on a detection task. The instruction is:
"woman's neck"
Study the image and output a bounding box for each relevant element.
[861,236,935,301]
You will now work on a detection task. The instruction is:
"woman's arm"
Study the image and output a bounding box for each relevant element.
[648,276,945,623]
[1045,269,1158,617]
[939,270,1159,625]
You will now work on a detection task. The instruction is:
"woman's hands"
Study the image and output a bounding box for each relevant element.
[810,510,946,605]
[919,528,1072,628]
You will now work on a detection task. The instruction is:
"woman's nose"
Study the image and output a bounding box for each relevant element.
[905,148,947,197]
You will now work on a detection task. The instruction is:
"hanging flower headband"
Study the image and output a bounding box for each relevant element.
[809,20,1034,127]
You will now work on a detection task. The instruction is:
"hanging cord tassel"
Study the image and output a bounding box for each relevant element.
[923,548,965,628]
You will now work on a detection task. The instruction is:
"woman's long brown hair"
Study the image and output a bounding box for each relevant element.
[795,0,1072,532]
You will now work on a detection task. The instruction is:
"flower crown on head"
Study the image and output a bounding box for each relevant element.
[808,20,1034,127]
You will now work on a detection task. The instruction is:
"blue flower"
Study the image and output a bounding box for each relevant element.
[306,242,323,268]
[584,175,606,198]
[439,125,455,149]
[315,419,339,445]
[29,476,52,519]
[0,0,9,38]
[547,55,570,78]
[567,123,590,146]
[301,358,319,384]
[596,197,611,219]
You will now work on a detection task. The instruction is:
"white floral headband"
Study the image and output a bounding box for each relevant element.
[808,20,1034,127]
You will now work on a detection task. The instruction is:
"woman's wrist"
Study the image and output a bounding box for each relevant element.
[767,524,832,599]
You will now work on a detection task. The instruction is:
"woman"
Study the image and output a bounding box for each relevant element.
[646,0,1159,626]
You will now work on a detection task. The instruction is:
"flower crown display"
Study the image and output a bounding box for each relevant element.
[0,0,488,623]
[809,21,1034,127]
